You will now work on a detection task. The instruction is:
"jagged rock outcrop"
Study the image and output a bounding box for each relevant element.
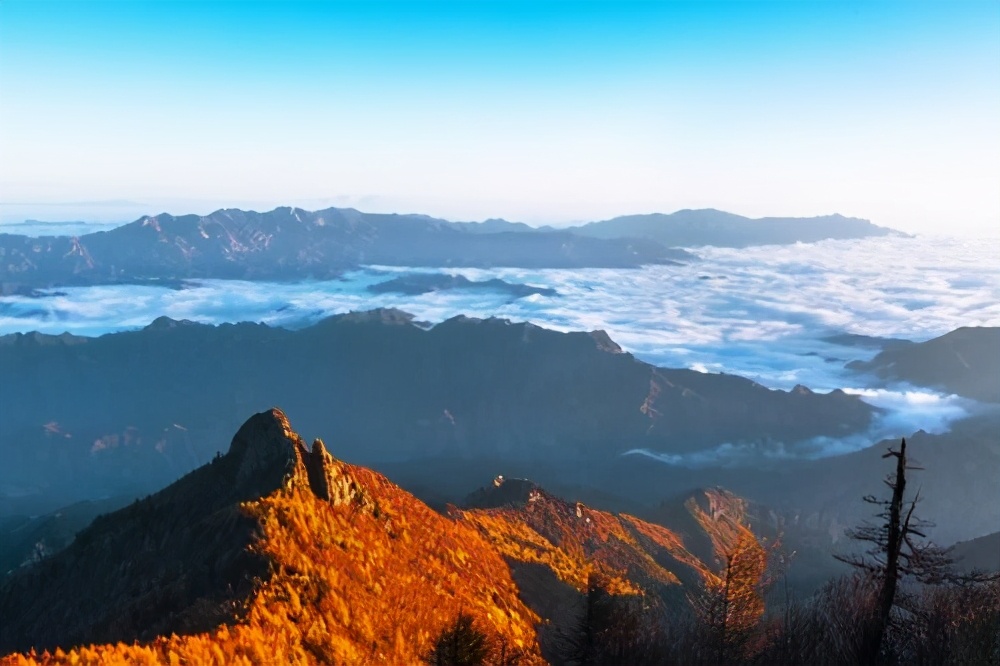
[0,409,338,654]
[465,477,544,509]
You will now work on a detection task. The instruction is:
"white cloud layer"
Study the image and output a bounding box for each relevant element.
[2,234,996,459]
[624,386,980,467]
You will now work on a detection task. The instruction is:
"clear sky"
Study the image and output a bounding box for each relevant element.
[1,1,998,235]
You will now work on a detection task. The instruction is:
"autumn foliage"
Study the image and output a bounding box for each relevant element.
[2,430,545,665]
[0,429,767,666]
[454,486,717,598]
[7,417,990,666]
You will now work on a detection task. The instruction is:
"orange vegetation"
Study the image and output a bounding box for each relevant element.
[0,414,759,666]
[685,488,756,563]
[454,487,712,597]
[3,443,544,665]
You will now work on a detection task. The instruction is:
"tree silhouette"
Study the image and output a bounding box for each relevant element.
[690,530,769,663]
[425,612,490,666]
[834,437,981,663]
[558,573,667,666]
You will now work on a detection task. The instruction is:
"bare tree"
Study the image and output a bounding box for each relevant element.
[834,438,987,663]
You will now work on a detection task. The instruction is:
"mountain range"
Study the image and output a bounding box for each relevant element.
[1,318,996,662]
[0,206,896,289]
[0,310,874,515]
[0,207,688,289]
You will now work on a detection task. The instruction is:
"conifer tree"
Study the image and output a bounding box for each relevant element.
[425,612,490,666]
[691,530,769,663]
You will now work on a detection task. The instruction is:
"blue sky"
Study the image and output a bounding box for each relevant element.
[1,1,998,234]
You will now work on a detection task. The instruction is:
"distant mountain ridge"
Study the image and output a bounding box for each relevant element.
[575,209,900,248]
[0,206,689,288]
[0,205,900,289]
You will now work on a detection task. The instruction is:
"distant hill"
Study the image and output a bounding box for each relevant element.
[848,327,1000,402]
[0,310,873,512]
[0,496,133,576]
[0,410,759,662]
[951,531,1000,573]
[0,206,690,288]
[367,272,557,298]
[574,209,900,247]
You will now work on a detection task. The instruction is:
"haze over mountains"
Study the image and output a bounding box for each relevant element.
[2,310,996,593]
[0,206,896,290]
[1,207,996,664]
[0,310,874,513]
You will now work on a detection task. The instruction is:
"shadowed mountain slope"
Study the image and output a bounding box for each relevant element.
[848,326,1000,402]
[0,496,134,577]
[0,311,873,511]
[951,531,1000,573]
[0,411,306,653]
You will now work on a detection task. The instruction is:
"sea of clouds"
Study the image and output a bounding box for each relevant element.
[2,235,997,460]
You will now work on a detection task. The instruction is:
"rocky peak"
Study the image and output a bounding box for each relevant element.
[0,408,374,654]
[225,409,369,510]
[589,329,623,353]
[293,437,368,509]
[143,316,200,331]
[329,308,416,326]
[227,408,299,489]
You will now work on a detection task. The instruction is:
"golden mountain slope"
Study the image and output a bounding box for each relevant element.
[2,410,544,665]
[1,410,758,665]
